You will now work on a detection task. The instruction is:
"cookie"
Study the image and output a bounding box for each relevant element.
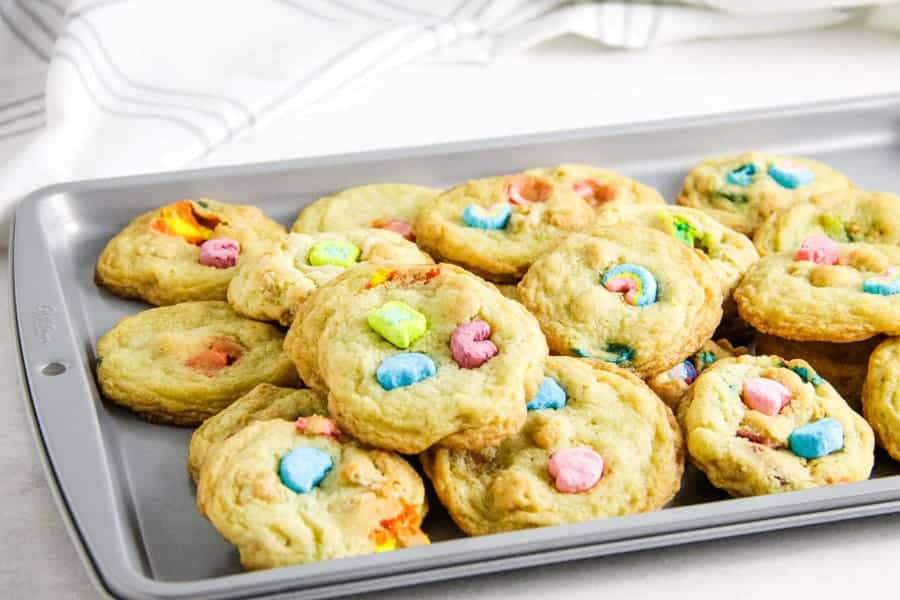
[648,339,747,410]
[420,357,683,535]
[196,419,428,569]
[96,301,298,425]
[676,152,852,235]
[593,204,759,310]
[734,240,900,341]
[517,226,724,377]
[96,199,285,305]
[284,265,386,394]
[413,171,596,282]
[188,384,328,482]
[495,283,520,302]
[756,334,882,410]
[862,337,900,462]
[300,263,548,453]
[291,184,439,240]
[532,164,665,211]
[682,355,874,497]
[227,229,433,326]
[753,190,900,256]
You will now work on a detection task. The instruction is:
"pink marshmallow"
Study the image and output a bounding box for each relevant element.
[548,447,604,493]
[605,278,640,305]
[372,218,414,241]
[741,377,792,416]
[199,237,240,268]
[295,416,341,438]
[450,320,498,369]
[794,234,839,265]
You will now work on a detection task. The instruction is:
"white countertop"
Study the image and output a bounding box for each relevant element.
[4,23,900,599]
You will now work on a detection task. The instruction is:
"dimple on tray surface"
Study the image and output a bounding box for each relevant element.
[12,97,900,599]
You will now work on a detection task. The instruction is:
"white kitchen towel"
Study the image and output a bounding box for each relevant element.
[1,0,899,245]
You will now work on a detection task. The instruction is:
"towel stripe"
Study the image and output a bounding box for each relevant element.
[57,33,232,138]
[14,0,59,39]
[33,0,65,15]
[273,0,343,23]
[370,0,441,20]
[70,19,254,128]
[0,123,44,142]
[0,1,50,60]
[66,0,132,22]
[325,0,383,21]
[0,94,44,114]
[0,108,44,129]
[53,51,212,146]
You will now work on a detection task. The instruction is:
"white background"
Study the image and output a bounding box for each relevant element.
[3,22,900,599]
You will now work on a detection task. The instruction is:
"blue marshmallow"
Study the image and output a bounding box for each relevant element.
[376,352,436,390]
[862,276,900,296]
[279,447,333,494]
[789,418,844,459]
[526,376,567,411]
[463,203,512,230]
[768,162,815,189]
[726,163,757,187]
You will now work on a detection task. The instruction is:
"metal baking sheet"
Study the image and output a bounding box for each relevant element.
[12,95,900,600]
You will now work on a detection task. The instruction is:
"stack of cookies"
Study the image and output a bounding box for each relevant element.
[91,154,900,571]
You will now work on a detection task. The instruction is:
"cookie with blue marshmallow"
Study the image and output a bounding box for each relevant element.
[413,170,596,282]
[735,241,900,342]
[290,263,548,454]
[187,383,329,482]
[420,357,683,536]
[682,355,874,498]
[648,339,747,410]
[196,418,429,570]
[518,225,723,378]
[677,151,852,235]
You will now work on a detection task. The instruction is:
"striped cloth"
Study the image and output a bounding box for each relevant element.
[1,0,899,244]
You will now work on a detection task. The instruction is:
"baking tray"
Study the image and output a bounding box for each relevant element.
[12,95,900,600]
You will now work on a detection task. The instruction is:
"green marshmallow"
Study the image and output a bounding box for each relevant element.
[819,212,850,243]
[367,301,427,349]
[307,240,361,268]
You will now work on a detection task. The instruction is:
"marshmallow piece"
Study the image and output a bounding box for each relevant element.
[789,418,844,459]
[794,234,840,265]
[526,376,567,411]
[601,263,658,307]
[741,377,792,416]
[199,238,240,268]
[295,416,341,438]
[726,163,758,187]
[670,360,700,385]
[376,353,436,390]
[371,218,414,241]
[768,161,815,189]
[367,301,427,349]
[862,267,900,296]
[450,320,498,369]
[278,447,333,494]
[307,239,361,268]
[548,447,604,493]
[463,203,511,230]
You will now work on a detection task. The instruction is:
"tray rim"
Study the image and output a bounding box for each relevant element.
[12,92,900,600]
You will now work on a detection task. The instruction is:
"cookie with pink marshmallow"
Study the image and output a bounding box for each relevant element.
[295,263,548,454]
[681,354,874,498]
[96,198,285,306]
[421,357,683,536]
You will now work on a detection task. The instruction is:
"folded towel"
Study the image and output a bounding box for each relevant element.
[1,0,898,245]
